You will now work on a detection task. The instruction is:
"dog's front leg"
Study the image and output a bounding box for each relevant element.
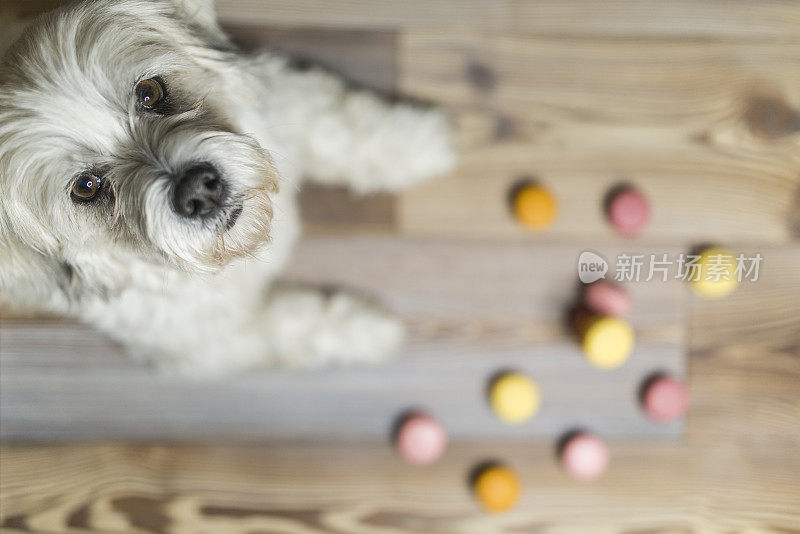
[129,282,404,375]
[255,282,405,368]
[262,60,457,194]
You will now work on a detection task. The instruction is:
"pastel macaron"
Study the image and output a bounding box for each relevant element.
[489,372,541,424]
[606,186,650,237]
[583,280,632,317]
[512,183,558,230]
[642,375,689,423]
[472,464,522,512]
[579,315,635,370]
[690,247,738,299]
[394,412,448,465]
[560,432,610,482]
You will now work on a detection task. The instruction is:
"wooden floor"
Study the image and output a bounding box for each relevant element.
[0,239,688,442]
[2,1,800,532]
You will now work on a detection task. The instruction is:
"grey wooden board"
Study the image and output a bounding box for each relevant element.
[0,237,686,441]
[224,26,397,94]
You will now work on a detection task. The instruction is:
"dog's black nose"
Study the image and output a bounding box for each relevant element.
[172,164,226,219]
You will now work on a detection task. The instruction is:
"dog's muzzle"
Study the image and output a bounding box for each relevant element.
[172,163,227,220]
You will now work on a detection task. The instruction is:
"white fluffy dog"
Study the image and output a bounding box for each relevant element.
[0,0,455,376]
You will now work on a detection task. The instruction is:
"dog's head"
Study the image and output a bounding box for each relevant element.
[0,0,278,308]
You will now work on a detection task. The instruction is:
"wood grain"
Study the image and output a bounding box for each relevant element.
[2,283,797,531]
[224,25,397,94]
[2,396,799,534]
[4,249,796,531]
[298,184,395,234]
[1,2,799,531]
[397,32,800,243]
[691,247,800,354]
[0,238,685,441]
[10,1,800,39]
[212,0,800,39]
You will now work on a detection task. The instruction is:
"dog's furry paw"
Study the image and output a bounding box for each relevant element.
[263,287,405,368]
[395,105,458,188]
[340,96,458,194]
[309,291,405,366]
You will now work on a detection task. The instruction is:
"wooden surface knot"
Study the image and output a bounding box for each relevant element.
[466,60,498,92]
[744,96,800,139]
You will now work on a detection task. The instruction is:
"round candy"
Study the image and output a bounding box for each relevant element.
[560,433,610,482]
[690,247,738,299]
[512,184,557,230]
[642,376,689,423]
[581,316,634,370]
[607,187,650,237]
[395,413,447,465]
[583,280,632,317]
[473,465,521,512]
[489,373,541,424]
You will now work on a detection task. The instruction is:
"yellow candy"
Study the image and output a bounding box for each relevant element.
[513,184,557,230]
[473,465,521,513]
[582,316,634,370]
[490,373,541,424]
[691,247,738,299]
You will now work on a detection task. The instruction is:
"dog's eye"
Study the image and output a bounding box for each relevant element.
[135,78,164,110]
[71,172,102,201]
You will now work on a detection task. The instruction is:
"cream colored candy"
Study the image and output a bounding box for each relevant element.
[690,247,738,299]
[489,372,541,424]
[580,316,634,370]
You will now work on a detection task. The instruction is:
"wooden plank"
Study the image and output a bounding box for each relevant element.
[1,0,63,18]
[0,8,29,55]
[0,237,685,441]
[9,1,800,39]
[215,0,509,30]
[689,247,800,354]
[0,0,504,29]
[213,0,800,39]
[2,420,799,532]
[224,25,397,94]
[397,32,800,243]
[2,247,797,529]
[505,1,800,39]
[299,184,396,234]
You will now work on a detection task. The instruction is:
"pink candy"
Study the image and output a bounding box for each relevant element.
[642,376,689,423]
[395,413,448,465]
[560,433,610,482]
[583,280,632,317]
[607,187,650,237]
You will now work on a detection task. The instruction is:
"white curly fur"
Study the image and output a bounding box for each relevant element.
[0,0,455,377]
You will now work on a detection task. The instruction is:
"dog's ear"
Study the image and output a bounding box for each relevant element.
[169,0,231,50]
